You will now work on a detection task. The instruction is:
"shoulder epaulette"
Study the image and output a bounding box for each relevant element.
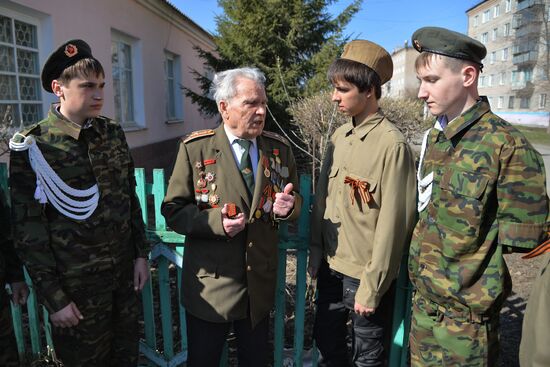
[96,115,116,125]
[11,123,42,143]
[262,130,289,146]
[182,129,215,143]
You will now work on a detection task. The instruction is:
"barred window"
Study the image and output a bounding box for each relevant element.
[0,14,42,128]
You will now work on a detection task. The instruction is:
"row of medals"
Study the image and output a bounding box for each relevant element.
[192,151,290,221]
[254,151,290,221]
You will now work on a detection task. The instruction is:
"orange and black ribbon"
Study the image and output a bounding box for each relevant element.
[344,176,372,206]
[522,232,550,259]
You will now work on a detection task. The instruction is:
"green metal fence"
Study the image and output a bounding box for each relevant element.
[3,163,411,366]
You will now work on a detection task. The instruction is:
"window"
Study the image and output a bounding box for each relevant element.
[508,96,515,108]
[524,68,533,82]
[0,13,42,127]
[480,76,486,87]
[506,0,512,12]
[488,74,494,86]
[482,32,489,43]
[498,96,504,108]
[520,97,530,109]
[504,23,511,36]
[494,4,500,17]
[111,30,144,128]
[492,28,498,40]
[164,51,183,122]
[502,48,509,61]
[474,15,479,27]
[539,93,547,108]
[500,72,506,85]
[483,9,491,23]
[490,51,496,64]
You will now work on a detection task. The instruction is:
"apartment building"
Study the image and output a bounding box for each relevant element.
[467,0,549,126]
[0,0,216,169]
[383,41,419,99]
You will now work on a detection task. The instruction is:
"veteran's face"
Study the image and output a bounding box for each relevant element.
[416,56,467,122]
[220,77,267,140]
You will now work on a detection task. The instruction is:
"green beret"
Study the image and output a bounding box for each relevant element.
[41,39,95,93]
[412,27,487,68]
[340,40,393,85]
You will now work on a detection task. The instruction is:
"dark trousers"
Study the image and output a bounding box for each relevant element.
[314,260,395,367]
[185,311,269,367]
[0,288,19,367]
[52,278,140,367]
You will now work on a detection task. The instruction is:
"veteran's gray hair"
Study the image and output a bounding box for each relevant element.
[211,67,266,105]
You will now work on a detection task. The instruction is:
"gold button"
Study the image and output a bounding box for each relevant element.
[248,242,253,248]
[247,265,252,271]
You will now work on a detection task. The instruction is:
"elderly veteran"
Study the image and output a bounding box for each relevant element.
[308,39,417,367]
[162,67,301,367]
[408,26,549,366]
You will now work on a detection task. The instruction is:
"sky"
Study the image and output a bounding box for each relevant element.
[170,0,483,53]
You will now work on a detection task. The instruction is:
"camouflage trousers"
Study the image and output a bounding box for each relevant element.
[0,288,20,367]
[52,278,140,367]
[409,292,499,367]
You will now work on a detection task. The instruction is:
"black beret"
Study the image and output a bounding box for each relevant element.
[412,27,487,68]
[41,39,94,93]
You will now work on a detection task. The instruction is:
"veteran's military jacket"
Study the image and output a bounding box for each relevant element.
[310,110,417,308]
[161,124,301,327]
[0,186,24,297]
[409,99,549,316]
[9,105,148,313]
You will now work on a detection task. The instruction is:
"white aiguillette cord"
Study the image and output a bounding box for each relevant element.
[9,133,99,220]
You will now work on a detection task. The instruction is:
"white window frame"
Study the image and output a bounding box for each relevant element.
[483,9,491,23]
[0,7,46,128]
[474,15,479,27]
[508,96,515,109]
[490,51,496,64]
[164,50,183,123]
[498,96,504,108]
[505,0,512,12]
[504,23,511,36]
[482,32,489,43]
[539,93,547,108]
[520,97,530,109]
[111,29,144,129]
[500,72,506,85]
[502,48,508,61]
[488,74,494,86]
[494,4,500,17]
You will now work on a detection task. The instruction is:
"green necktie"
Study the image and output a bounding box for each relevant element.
[236,139,255,196]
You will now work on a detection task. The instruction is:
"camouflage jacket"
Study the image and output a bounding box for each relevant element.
[0,186,24,289]
[409,99,549,316]
[9,105,148,313]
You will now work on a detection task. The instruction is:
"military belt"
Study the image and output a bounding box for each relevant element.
[413,291,494,324]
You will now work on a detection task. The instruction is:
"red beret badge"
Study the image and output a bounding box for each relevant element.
[64,44,78,57]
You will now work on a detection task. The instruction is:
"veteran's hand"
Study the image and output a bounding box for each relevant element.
[273,183,295,217]
[9,281,29,305]
[50,302,83,328]
[134,257,150,291]
[221,204,246,238]
[354,302,375,317]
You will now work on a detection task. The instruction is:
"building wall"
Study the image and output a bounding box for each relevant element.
[384,44,419,99]
[467,0,550,126]
[0,0,217,169]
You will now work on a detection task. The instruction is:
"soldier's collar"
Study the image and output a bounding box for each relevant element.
[51,104,92,140]
[440,97,490,140]
[347,109,385,139]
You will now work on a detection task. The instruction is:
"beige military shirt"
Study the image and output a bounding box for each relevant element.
[311,110,417,308]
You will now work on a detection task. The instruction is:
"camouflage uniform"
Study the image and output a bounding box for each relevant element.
[408,98,549,366]
[9,104,148,366]
[0,187,23,367]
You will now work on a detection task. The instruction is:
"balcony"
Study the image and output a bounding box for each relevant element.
[517,0,545,12]
[513,51,539,65]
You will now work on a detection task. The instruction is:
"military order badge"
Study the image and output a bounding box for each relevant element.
[64,43,78,57]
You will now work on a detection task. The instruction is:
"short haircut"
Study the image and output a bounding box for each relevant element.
[328,58,382,99]
[211,67,266,105]
[414,52,479,74]
[57,58,105,85]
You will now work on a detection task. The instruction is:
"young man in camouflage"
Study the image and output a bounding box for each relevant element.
[408,27,549,366]
[308,40,417,366]
[9,39,149,366]
[0,186,28,366]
